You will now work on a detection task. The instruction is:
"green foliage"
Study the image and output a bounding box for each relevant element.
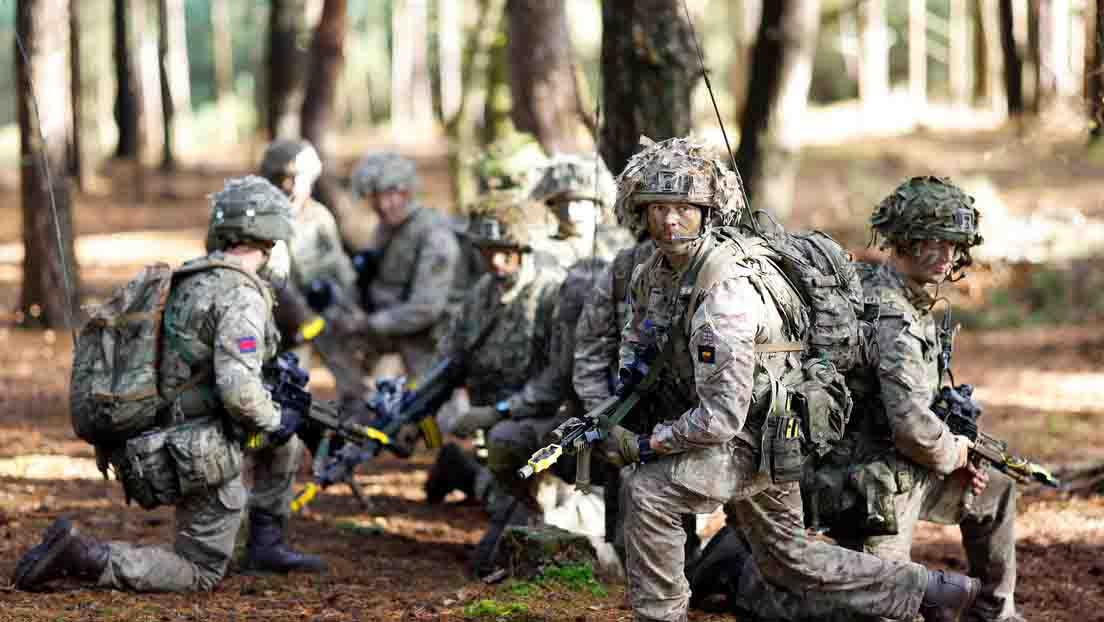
[462,599,530,620]
[539,562,608,597]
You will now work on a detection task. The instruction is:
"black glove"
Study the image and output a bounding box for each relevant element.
[268,407,303,447]
[616,343,659,396]
[305,279,336,313]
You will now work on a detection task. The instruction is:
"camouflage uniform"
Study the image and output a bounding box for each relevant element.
[345,153,461,381]
[614,139,933,622]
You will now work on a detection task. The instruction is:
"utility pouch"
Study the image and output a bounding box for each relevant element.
[767,414,805,484]
[114,428,178,510]
[846,453,913,536]
[165,418,242,498]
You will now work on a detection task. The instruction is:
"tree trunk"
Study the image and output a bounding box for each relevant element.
[727,0,762,123]
[17,0,80,329]
[266,0,309,139]
[210,0,234,103]
[481,15,512,147]
[391,0,434,140]
[909,0,927,114]
[1089,0,1104,140]
[599,0,699,177]
[734,0,820,220]
[973,0,991,102]
[438,0,463,122]
[68,0,82,187]
[444,0,507,210]
[858,0,889,113]
[999,0,1025,116]
[506,0,585,153]
[301,0,347,212]
[1028,0,1042,113]
[949,0,971,105]
[113,0,143,159]
[158,0,190,170]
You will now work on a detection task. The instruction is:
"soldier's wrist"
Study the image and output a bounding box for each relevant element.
[637,435,656,463]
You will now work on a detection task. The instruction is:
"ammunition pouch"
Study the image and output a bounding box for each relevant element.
[802,450,915,537]
[111,418,242,510]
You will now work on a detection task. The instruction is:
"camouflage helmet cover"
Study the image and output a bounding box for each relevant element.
[871,176,983,248]
[474,131,548,193]
[529,153,617,209]
[350,152,418,198]
[258,138,322,186]
[464,190,531,251]
[613,137,742,236]
[206,175,295,252]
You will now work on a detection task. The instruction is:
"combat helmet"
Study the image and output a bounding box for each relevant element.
[206,175,295,252]
[259,139,322,189]
[613,136,742,237]
[474,131,547,194]
[530,153,617,209]
[350,152,418,198]
[871,176,983,272]
[464,190,531,252]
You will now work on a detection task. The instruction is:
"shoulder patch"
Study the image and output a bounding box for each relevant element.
[237,337,258,353]
[698,344,716,364]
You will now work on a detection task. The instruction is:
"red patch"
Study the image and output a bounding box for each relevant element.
[237,337,257,353]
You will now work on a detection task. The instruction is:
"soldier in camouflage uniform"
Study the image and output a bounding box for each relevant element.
[13,177,323,592]
[592,138,980,622]
[331,153,460,382]
[257,139,366,405]
[529,153,635,267]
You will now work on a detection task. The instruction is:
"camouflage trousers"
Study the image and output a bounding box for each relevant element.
[97,436,305,592]
[621,439,929,622]
[727,463,1018,622]
[485,414,569,511]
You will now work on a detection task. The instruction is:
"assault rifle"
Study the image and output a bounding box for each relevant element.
[933,307,1060,490]
[931,384,1060,489]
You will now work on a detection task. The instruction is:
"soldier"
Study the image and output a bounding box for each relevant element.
[257,139,365,406]
[334,152,460,381]
[13,177,323,592]
[595,138,980,622]
[528,153,634,267]
[431,191,570,573]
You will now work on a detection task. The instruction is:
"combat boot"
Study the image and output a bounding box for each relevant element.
[12,517,108,590]
[242,510,327,574]
[425,442,483,504]
[920,569,981,622]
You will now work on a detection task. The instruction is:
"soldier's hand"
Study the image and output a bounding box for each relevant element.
[601,425,640,467]
[952,435,973,471]
[268,407,303,447]
[450,405,502,438]
[963,461,989,497]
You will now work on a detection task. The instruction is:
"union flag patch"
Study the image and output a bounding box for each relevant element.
[237,337,257,353]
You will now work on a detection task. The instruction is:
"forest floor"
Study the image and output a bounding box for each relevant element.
[0,123,1103,620]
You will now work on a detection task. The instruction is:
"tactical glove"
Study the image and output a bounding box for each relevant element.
[601,425,641,467]
[268,407,303,447]
[451,405,503,438]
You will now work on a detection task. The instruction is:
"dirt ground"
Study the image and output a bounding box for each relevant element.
[0,126,1103,620]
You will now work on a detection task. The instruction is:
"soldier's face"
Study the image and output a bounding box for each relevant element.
[897,239,957,284]
[371,189,412,226]
[479,247,523,281]
[645,202,703,254]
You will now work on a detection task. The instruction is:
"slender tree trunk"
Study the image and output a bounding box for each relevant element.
[1028,0,1042,113]
[158,0,190,170]
[210,0,234,103]
[505,0,585,153]
[974,0,992,102]
[266,0,309,139]
[438,0,462,122]
[735,0,820,220]
[17,0,81,329]
[1089,0,1104,140]
[727,0,762,123]
[68,0,83,187]
[909,0,927,114]
[481,15,511,147]
[949,0,971,105]
[445,0,506,210]
[599,0,699,177]
[113,0,143,159]
[859,0,889,114]
[391,0,434,140]
[999,0,1025,116]
[301,0,347,212]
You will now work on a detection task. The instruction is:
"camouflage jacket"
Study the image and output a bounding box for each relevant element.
[849,262,965,475]
[573,240,655,412]
[438,257,566,417]
[159,252,281,433]
[289,198,357,293]
[621,234,806,454]
[365,205,461,336]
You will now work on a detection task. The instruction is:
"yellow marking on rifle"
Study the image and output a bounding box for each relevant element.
[290,483,319,512]
[364,427,390,445]
[527,444,563,475]
[299,317,326,342]
[245,432,266,451]
[785,418,800,439]
[419,418,443,449]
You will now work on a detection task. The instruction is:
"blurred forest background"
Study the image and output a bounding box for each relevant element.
[4,0,1104,332]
